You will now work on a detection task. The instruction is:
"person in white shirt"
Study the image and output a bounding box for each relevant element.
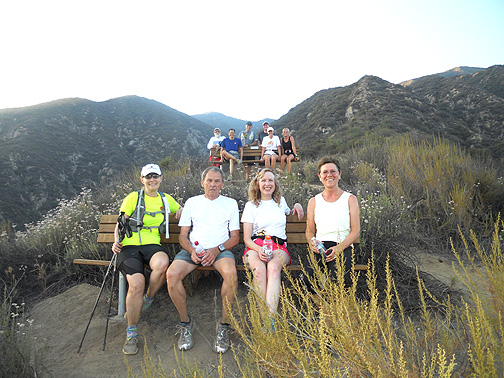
[166,167,239,354]
[241,168,304,319]
[305,156,360,288]
[261,126,281,169]
[207,128,226,166]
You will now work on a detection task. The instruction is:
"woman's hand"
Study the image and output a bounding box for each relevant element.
[325,245,342,262]
[291,203,304,220]
[258,247,269,262]
[111,241,122,254]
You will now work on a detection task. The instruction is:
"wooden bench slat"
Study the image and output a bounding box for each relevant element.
[73,259,368,272]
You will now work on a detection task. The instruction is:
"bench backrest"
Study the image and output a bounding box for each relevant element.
[98,213,359,245]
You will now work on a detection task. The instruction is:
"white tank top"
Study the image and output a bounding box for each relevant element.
[314,191,351,244]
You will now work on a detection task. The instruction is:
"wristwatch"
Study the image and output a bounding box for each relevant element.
[218,244,226,252]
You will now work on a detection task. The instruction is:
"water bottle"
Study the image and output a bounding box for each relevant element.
[311,237,327,260]
[262,235,273,262]
[194,241,206,258]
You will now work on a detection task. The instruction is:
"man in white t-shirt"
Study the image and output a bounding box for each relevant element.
[166,166,239,354]
[207,128,226,166]
[261,126,281,169]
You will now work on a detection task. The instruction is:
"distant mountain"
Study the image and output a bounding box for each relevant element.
[192,112,275,135]
[272,65,504,159]
[401,66,484,86]
[0,96,213,227]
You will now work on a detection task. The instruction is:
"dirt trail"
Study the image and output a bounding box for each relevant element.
[29,276,248,378]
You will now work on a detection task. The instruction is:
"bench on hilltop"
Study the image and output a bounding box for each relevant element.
[74,214,366,315]
[210,146,301,166]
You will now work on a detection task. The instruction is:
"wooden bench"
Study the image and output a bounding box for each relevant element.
[74,214,366,315]
[210,146,300,166]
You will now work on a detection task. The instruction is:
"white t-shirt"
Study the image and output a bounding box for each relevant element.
[261,135,281,155]
[207,135,225,149]
[241,197,291,240]
[179,194,240,249]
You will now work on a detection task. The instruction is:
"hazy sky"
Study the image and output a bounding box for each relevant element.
[1,0,503,121]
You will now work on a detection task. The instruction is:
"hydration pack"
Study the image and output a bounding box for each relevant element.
[128,189,171,243]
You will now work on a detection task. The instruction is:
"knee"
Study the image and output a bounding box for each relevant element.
[151,257,169,273]
[127,275,145,295]
[166,267,183,286]
[268,262,282,279]
[221,267,238,284]
[251,265,267,284]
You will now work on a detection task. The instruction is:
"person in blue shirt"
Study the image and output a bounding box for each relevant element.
[220,129,243,181]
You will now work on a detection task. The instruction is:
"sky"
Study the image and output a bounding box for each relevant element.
[1,0,503,121]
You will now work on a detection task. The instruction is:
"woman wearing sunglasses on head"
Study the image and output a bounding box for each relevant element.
[111,163,182,355]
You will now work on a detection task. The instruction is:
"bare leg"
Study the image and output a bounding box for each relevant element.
[243,251,267,301]
[271,155,278,170]
[265,249,290,313]
[264,155,271,168]
[213,257,238,323]
[286,155,294,174]
[145,251,169,299]
[244,164,251,181]
[125,273,145,326]
[166,260,197,322]
[280,155,286,173]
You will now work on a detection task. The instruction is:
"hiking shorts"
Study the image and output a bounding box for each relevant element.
[117,244,166,276]
[174,249,235,266]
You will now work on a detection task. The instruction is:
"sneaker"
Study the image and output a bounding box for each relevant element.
[175,318,194,351]
[123,336,138,355]
[214,323,231,353]
[227,175,232,181]
[142,294,154,312]
[124,294,153,319]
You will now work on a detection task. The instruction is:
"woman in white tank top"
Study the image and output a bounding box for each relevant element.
[305,157,360,287]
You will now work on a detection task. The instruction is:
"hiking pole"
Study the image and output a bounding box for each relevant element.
[102,253,117,351]
[77,253,117,353]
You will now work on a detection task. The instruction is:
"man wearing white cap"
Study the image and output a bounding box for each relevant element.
[207,128,226,166]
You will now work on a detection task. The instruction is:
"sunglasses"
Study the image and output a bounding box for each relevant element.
[144,173,161,179]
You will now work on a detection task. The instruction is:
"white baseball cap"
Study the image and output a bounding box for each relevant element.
[141,164,162,177]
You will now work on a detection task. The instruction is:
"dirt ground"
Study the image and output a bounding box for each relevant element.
[29,273,249,378]
[27,252,485,378]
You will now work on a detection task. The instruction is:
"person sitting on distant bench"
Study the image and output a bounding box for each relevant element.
[261,126,281,170]
[207,127,225,167]
[238,121,255,181]
[220,128,243,181]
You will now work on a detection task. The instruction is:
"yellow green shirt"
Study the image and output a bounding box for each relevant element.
[120,191,180,246]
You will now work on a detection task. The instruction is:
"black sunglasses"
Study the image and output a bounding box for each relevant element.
[144,173,161,179]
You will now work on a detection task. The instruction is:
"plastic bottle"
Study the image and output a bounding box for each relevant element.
[262,235,273,262]
[194,241,206,258]
[311,237,327,259]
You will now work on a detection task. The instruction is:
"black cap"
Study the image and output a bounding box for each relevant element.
[246,121,252,126]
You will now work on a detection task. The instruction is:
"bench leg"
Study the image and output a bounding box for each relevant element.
[118,272,126,316]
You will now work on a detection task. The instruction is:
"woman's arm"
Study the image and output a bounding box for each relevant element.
[327,194,360,258]
[291,203,304,220]
[243,222,262,254]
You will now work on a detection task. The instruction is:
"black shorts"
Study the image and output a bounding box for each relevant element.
[117,244,165,276]
[303,242,353,293]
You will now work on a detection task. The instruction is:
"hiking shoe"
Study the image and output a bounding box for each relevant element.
[214,323,231,353]
[141,294,154,312]
[175,318,194,351]
[227,175,232,181]
[123,336,138,355]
